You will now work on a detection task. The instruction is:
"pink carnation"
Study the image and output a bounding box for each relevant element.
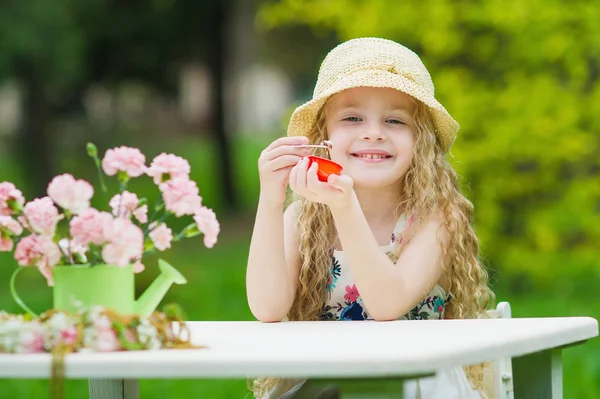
[146,153,191,184]
[0,215,23,234]
[133,205,148,224]
[0,214,21,251]
[47,174,94,215]
[109,191,147,223]
[133,259,145,273]
[0,214,22,251]
[0,182,25,216]
[148,222,173,251]
[60,325,79,345]
[101,146,146,178]
[101,218,144,267]
[193,206,220,248]
[0,237,13,252]
[20,197,63,236]
[14,235,61,286]
[69,208,113,246]
[159,177,202,217]
[19,325,46,353]
[58,238,89,263]
[92,315,120,352]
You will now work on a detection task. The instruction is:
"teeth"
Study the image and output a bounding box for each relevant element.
[359,154,387,159]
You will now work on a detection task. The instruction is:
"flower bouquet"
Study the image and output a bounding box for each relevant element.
[1,143,220,316]
[0,143,218,398]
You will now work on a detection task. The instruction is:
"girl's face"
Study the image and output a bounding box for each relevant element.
[325,87,416,189]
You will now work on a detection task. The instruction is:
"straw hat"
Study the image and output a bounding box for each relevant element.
[286,37,459,153]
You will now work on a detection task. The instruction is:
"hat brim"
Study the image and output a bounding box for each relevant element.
[286,69,459,153]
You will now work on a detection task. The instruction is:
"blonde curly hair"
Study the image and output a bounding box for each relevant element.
[250,95,495,398]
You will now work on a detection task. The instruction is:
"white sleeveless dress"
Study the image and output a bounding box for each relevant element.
[264,214,483,399]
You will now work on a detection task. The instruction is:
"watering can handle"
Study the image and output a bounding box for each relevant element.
[10,267,39,318]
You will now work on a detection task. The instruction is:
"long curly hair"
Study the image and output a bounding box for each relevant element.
[250,96,495,398]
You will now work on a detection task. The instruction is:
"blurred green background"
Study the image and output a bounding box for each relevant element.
[0,0,599,398]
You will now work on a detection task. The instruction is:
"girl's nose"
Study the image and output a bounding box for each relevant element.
[360,123,386,141]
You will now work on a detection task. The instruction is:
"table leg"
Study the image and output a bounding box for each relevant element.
[89,379,139,399]
[298,377,406,398]
[512,349,562,399]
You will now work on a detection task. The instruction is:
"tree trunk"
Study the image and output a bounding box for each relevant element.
[18,63,53,198]
[205,0,238,212]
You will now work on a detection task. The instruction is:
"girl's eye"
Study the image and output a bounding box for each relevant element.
[387,119,405,125]
[343,116,362,122]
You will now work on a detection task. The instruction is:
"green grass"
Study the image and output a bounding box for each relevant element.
[0,134,599,398]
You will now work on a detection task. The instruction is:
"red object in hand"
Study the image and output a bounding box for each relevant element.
[307,156,343,182]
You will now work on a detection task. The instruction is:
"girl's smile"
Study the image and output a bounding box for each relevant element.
[350,149,393,163]
[324,87,415,188]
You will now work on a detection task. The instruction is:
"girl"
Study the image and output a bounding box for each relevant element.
[246,37,494,399]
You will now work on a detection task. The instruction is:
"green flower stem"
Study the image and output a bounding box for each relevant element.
[86,142,109,203]
[146,198,165,227]
[10,267,38,318]
[141,223,198,259]
[117,171,130,193]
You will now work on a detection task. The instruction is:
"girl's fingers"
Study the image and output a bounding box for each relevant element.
[267,155,305,172]
[264,136,309,152]
[327,174,353,192]
[306,161,321,192]
[297,158,311,192]
[264,144,312,162]
[289,163,299,192]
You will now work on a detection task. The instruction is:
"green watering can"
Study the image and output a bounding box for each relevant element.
[12,259,187,317]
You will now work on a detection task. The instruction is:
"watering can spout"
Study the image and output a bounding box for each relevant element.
[135,259,187,316]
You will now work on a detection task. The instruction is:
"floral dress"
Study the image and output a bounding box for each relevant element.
[266,214,482,399]
[320,213,451,322]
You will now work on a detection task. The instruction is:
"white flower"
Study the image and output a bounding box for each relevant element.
[136,318,161,350]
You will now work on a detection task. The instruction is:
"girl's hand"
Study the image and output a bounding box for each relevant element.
[258,136,312,206]
[289,157,354,210]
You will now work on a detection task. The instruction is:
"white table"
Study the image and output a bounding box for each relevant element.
[0,317,597,398]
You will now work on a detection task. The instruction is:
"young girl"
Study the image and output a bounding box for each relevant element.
[246,37,494,399]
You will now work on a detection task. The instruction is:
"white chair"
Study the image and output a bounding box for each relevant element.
[486,301,515,399]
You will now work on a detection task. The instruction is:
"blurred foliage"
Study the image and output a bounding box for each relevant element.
[0,0,228,91]
[258,0,600,292]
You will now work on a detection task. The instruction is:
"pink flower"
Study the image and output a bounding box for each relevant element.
[109,191,146,222]
[148,223,173,251]
[60,325,79,345]
[133,205,148,224]
[93,315,120,352]
[47,174,94,215]
[101,146,146,178]
[14,235,61,286]
[19,325,46,353]
[69,208,113,246]
[159,177,202,217]
[0,215,19,251]
[0,237,13,251]
[343,284,360,302]
[146,153,191,184]
[0,182,25,216]
[101,218,144,267]
[193,206,220,248]
[133,259,145,273]
[58,238,88,263]
[96,328,120,352]
[0,215,23,236]
[19,197,63,236]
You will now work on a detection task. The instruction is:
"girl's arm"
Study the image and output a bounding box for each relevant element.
[246,199,301,322]
[330,194,449,321]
